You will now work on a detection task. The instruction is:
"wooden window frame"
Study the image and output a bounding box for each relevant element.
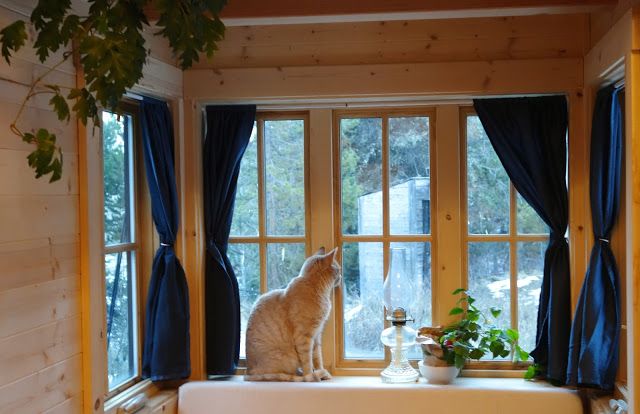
[460,107,548,370]
[230,111,311,366]
[100,102,157,400]
[332,108,437,369]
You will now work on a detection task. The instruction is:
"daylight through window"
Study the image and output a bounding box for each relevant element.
[102,110,141,391]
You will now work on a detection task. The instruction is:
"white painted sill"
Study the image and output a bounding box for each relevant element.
[180,376,583,414]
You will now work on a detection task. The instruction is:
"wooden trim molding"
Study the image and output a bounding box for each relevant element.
[185,59,583,102]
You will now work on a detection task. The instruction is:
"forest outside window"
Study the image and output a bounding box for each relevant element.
[228,113,309,359]
[334,110,434,366]
[463,111,548,357]
[102,108,143,393]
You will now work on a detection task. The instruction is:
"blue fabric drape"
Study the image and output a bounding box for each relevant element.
[203,105,256,375]
[567,85,623,390]
[473,96,570,384]
[140,97,190,380]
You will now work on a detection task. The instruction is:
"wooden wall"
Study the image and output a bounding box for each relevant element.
[0,2,82,412]
[0,2,180,413]
[194,13,588,69]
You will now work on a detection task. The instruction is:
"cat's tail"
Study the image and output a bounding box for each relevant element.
[244,373,304,382]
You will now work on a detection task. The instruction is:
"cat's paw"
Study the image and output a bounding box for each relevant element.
[316,369,332,380]
[304,372,321,382]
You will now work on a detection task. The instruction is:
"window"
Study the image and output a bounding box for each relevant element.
[229,106,554,371]
[334,110,434,365]
[228,113,309,358]
[463,111,548,355]
[102,108,143,393]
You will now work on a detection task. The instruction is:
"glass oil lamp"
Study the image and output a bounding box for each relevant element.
[380,247,419,383]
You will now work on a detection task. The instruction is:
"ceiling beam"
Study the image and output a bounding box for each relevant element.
[220,0,614,26]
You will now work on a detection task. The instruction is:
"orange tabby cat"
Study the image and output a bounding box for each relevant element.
[245,247,341,382]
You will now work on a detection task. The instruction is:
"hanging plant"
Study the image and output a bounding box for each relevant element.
[0,0,227,182]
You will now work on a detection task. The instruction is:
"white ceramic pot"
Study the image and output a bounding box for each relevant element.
[418,360,460,384]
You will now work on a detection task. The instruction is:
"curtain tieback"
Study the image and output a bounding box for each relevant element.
[598,238,610,243]
[160,242,173,247]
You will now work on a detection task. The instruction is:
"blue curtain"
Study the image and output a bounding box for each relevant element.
[567,85,623,390]
[203,105,256,375]
[473,96,570,384]
[140,97,190,380]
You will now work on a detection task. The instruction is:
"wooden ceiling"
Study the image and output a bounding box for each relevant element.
[220,0,615,24]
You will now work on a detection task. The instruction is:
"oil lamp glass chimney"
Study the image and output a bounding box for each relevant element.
[380,247,419,383]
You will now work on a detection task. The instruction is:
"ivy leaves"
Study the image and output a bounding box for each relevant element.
[440,289,531,371]
[0,0,227,182]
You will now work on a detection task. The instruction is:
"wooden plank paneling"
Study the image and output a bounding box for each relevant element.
[42,395,82,414]
[0,354,82,414]
[0,195,78,243]
[200,15,588,69]
[0,151,78,196]
[0,102,77,153]
[0,276,80,339]
[0,236,78,292]
[589,0,639,48]
[185,58,583,101]
[0,315,81,387]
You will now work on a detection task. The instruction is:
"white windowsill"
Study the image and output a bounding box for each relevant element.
[206,374,573,392]
[180,375,583,414]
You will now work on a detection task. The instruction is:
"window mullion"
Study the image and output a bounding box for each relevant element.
[257,119,267,294]
[509,184,518,335]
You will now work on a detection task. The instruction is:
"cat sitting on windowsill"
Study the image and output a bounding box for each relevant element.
[245,247,341,382]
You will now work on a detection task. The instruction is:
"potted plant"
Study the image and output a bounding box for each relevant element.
[416,288,530,384]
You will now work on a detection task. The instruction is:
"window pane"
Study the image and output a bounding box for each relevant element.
[229,243,260,358]
[517,193,548,235]
[340,118,383,235]
[467,116,509,235]
[517,242,545,353]
[468,242,510,330]
[265,120,305,236]
[390,242,431,359]
[105,251,138,390]
[343,242,384,359]
[102,111,134,246]
[231,124,258,236]
[389,117,430,235]
[266,243,306,291]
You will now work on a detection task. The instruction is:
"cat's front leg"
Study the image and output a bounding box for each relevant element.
[294,338,318,382]
[313,335,332,380]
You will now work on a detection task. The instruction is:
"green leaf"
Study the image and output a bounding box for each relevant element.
[524,365,538,380]
[452,288,466,295]
[469,348,484,360]
[505,328,519,342]
[516,347,530,362]
[23,128,63,182]
[489,341,505,358]
[449,307,464,316]
[490,307,502,318]
[49,94,70,122]
[454,354,466,369]
[0,20,27,64]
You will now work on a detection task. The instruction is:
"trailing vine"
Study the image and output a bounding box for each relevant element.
[0,0,226,182]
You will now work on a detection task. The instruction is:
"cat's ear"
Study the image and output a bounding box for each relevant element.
[322,247,338,265]
[314,247,326,256]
